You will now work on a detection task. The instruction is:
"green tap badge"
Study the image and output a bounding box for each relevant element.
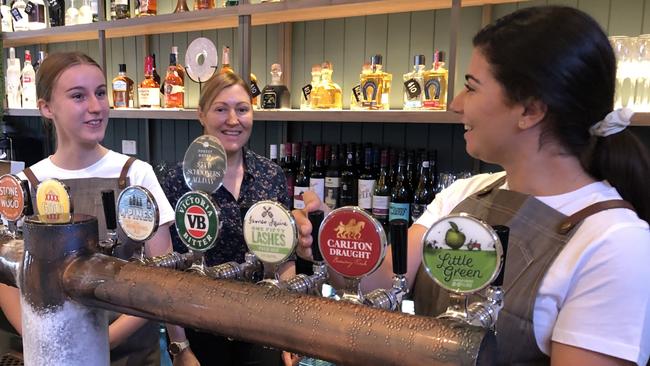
[175,191,220,252]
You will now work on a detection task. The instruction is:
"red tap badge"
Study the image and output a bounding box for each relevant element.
[318,207,387,278]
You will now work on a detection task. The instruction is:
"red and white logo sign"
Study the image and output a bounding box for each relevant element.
[185,205,208,239]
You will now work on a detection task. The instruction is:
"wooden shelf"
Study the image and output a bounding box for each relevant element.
[2,0,521,47]
[6,108,650,125]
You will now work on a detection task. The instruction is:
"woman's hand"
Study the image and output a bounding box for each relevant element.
[172,347,200,366]
[291,191,329,261]
[282,351,302,366]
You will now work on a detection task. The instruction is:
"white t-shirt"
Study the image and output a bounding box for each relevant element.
[17,150,175,226]
[416,172,650,365]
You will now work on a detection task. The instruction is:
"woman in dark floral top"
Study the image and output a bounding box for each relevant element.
[162,72,291,366]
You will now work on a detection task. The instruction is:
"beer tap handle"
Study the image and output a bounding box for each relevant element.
[308,210,325,262]
[492,225,509,287]
[20,180,34,216]
[390,219,408,275]
[101,190,117,231]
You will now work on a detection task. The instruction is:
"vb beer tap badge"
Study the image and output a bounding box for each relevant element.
[422,214,503,294]
[175,191,220,252]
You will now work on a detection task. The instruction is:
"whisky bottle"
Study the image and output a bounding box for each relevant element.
[403,55,425,110]
[137,0,155,17]
[389,151,412,224]
[261,63,291,109]
[172,46,185,82]
[312,61,342,110]
[301,64,320,110]
[423,50,448,110]
[164,51,184,108]
[138,55,160,108]
[219,46,234,74]
[112,64,134,109]
[360,55,392,110]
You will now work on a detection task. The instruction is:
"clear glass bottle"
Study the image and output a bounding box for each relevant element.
[403,54,425,110]
[78,0,93,23]
[301,64,320,110]
[21,50,37,109]
[312,61,342,110]
[26,0,47,30]
[422,50,448,110]
[360,55,392,110]
[261,63,290,109]
[1,0,13,32]
[113,63,134,109]
[11,0,29,31]
[138,55,160,108]
[65,0,79,25]
[6,48,22,108]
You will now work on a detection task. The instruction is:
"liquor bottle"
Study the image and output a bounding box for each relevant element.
[291,142,301,170]
[357,146,375,213]
[282,143,295,210]
[219,46,234,75]
[111,0,129,19]
[64,0,78,25]
[21,50,37,109]
[293,144,310,210]
[193,0,209,10]
[137,0,155,16]
[403,55,425,110]
[278,143,286,168]
[1,0,12,32]
[389,151,412,224]
[91,0,97,21]
[360,55,392,110]
[172,46,186,81]
[138,55,160,108]
[309,145,325,202]
[151,53,161,86]
[46,0,64,26]
[25,0,46,30]
[173,0,189,12]
[269,144,278,164]
[113,63,134,109]
[411,153,433,223]
[224,0,237,6]
[11,0,29,31]
[78,0,92,23]
[301,64,320,110]
[324,145,340,210]
[406,150,417,189]
[261,63,291,109]
[6,48,22,108]
[312,61,342,110]
[33,50,46,72]
[164,51,184,108]
[350,62,370,110]
[339,146,358,207]
[372,149,391,226]
[423,50,448,110]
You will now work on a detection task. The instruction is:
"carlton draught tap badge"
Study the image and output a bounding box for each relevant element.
[117,186,159,242]
[243,201,297,264]
[182,135,227,194]
[175,191,220,252]
[0,174,26,222]
[35,178,72,223]
[319,207,387,278]
[422,214,503,294]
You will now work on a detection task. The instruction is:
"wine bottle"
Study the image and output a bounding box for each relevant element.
[339,145,358,207]
[389,151,412,224]
[372,149,391,226]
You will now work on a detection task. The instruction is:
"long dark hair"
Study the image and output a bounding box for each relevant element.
[473,6,650,223]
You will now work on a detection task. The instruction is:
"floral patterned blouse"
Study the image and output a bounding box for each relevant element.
[162,147,290,266]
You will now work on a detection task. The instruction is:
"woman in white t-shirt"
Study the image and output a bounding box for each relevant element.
[293,6,650,366]
[0,52,198,366]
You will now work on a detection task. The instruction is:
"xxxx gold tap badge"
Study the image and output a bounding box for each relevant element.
[117,186,159,242]
[422,214,503,294]
[36,178,72,223]
[243,201,296,264]
[0,174,26,222]
[319,207,386,278]
[175,191,219,252]
[182,135,227,194]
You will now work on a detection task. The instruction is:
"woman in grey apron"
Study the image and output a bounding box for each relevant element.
[0,51,197,366]
[293,6,650,365]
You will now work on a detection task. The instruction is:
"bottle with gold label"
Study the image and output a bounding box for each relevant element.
[112,63,134,109]
[312,61,342,110]
[422,50,448,110]
[360,55,392,110]
[301,64,321,110]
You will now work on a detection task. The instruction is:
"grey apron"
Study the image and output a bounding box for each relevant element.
[23,157,160,366]
[413,176,633,365]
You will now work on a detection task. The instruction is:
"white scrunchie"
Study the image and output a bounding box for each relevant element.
[589,107,634,137]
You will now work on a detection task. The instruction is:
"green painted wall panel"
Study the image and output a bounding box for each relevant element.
[578,0,611,32]
[342,16,366,108]
[609,0,644,35]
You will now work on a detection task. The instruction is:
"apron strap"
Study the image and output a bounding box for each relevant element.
[476,175,508,197]
[118,157,137,190]
[558,199,635,234]
[22,167,40,188]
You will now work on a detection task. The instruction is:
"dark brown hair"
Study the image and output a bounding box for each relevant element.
[473,6,650,222]
[36,51,102,102]
[198,72,252,113]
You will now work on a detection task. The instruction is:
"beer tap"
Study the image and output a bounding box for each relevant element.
[99,189,119,256]
[363,219,409,311]
[0,175,32,238]
[278,210,329,295]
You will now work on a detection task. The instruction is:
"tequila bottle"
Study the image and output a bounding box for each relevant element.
[312,61,342,110]
[360,55,392,110]
[261,63,290,109]
[403,55,425,110]
[350,62,370,110]
[301,64,320,110]
[422,50,448,110]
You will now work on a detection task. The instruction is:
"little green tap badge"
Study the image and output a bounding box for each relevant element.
[422,214,502,294]
[175,191,220,252]
[243,201,297,264]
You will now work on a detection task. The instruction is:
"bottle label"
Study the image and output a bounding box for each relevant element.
[389,202,410,222]
[46,0,60,11]
[309,178,325,202]
[138,87,160,107]
[250,80,261,98]
[361,81,378,106]
[357,179,375,210]
[262,90,278,109]
[113,80,127,91]
[115,0,127,5]
[10,7,22,21]
[302,84,312,100]
[404,78,422,99]
[22,75,33,83]
[324,177,340,210]
[293,185,309,209]
[26,2,45,23]
[351,84,362,103]
[114,91,128,108]
[411,203,427,223]
[24,1,33,14]
[371,195,389,218]
[424,77,442,100]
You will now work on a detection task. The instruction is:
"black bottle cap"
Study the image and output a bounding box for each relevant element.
[101,190,117,231]
[492,225,509,287]
[308,210,325,262]
[438,51,445,63]
[371,54,383,65]
[118,64,126,73]
[414,54,425,66]
[389,219,408,275]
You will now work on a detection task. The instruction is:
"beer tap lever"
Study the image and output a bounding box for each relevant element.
[99,190,119,255]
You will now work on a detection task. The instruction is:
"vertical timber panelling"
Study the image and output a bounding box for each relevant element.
[342,17,365,109]
[386,12,411,109]
[577,0,611,30]
[608,0,644,35]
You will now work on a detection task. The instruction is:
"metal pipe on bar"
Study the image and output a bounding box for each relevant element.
[0,234,23,287]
